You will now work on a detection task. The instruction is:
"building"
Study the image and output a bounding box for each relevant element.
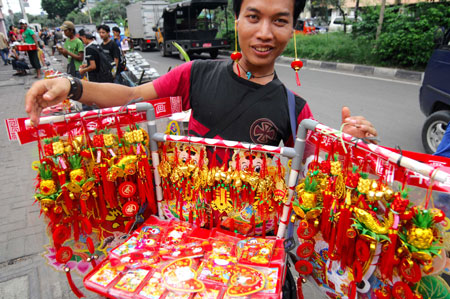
[0,0,6,35]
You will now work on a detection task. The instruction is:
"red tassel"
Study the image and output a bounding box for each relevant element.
[236,61,241,77]
[65,267,85,298]
[297,278,305,299]
[295,71,301,86]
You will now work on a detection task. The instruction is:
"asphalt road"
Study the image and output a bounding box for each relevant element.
[139,50,425,153]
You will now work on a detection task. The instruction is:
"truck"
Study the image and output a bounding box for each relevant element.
[155,0,229,60]
[126,0,169,51]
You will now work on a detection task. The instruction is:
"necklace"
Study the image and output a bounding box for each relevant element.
[236,62,275,80]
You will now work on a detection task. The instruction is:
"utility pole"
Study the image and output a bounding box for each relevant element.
[375,0,386,41]
[18,0,28,22]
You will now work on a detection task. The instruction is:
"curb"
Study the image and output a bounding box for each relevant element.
[219,50,423,83]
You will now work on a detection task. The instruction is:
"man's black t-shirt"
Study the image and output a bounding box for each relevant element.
[100,40,120,63]
[85,44,100,82]
[153,60,313,146]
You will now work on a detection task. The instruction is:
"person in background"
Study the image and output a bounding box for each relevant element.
[78,29,101,82]
[98,24,120,81]
[112,26,123,49]
[9,42,29,76]
[8,25,18,43]
[52,28,63,56]
[19,19,41,78]
[0,31,9,65]
[58,21,84,78]
[95,25,103,46]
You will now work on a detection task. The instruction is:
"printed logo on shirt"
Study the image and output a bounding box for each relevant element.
[249,118,279,144]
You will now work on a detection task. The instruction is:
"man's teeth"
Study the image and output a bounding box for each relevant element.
[255,47,271,52]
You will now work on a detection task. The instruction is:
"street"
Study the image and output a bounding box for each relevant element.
[139,50,424,153]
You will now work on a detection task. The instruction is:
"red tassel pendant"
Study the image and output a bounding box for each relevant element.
[291,59,303,87]
[64,267,85,298]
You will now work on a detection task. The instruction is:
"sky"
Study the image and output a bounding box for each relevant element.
[3,0,43,16]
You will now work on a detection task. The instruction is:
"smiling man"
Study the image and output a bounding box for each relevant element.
[25,0,376,143]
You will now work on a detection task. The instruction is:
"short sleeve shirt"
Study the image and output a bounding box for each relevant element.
[23,28,35,44]
[64,38,84,70]
[85,44,100,82]
[100,40,120,61]
[153,60,313,146]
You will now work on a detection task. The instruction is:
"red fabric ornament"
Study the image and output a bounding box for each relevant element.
[65,267,85,298]
[295,260,313,275]
[291,59,303,86]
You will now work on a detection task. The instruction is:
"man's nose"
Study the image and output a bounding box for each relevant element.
[255,19,274,41]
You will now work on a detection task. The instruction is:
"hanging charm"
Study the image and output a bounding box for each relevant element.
[230,17,242,77]
[291,31,303,86]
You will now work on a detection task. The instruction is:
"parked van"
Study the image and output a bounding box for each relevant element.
[420,28,450,153]
[328,16,361,33]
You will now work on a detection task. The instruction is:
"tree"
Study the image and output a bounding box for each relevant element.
[90,0,130,24]
[41,0,82,19]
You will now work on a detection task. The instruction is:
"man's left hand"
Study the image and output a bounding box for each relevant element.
[341,106,378,143]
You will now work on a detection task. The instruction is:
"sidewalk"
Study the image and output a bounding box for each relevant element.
[0,56,100,299]
[0,53,326,299]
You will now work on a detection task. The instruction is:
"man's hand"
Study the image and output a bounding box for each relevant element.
[25,78,71,126]
[341,106,378,143]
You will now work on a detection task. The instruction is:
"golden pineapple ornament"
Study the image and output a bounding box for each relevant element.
[407,210,435,250]
[68,154,86,184]
[39,163,57,196]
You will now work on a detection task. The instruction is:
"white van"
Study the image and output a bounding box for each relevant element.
[328,16,361,33]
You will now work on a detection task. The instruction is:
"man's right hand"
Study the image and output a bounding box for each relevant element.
[25,78,71,126]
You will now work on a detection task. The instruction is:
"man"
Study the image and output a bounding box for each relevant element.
[78,29,100,82]
[97,24,120,80]
[0,31,9,65]
[9,42,29,76]
[19,19,41,78]
[58,21,84,78]
[26,0,377,143]
[52,28,63,56]
[112,26,123,49]
[8,25,18,43]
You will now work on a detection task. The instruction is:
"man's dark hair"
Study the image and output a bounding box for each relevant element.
[98,24,110,33]
[233,0,305,26]
[78,29,94,39]
[9,25,14,30]
[112,26,120,34]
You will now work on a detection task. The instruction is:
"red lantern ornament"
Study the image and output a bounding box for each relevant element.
[399,258,421,283]
[392,281,413,299]
[122,201,139,217]
[375,287,392,299]
[297,242,315,258]
[295,260,313,275]
[291,59,303,86]
[56,246,73,264]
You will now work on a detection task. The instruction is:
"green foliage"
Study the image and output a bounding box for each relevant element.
[42,0,81,19]
[90,0,130,25]
[66,10,90,25]
[354,2,450,68]
[283,32,378,65]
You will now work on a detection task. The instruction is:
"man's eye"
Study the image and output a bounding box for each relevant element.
[275,19,289,26]
[247,15,259,21]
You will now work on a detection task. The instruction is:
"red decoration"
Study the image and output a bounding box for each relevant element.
[355,239,370,262]
[297,242,315,258]
[122,201,139,217]
[297,223,316,240]
[392,281,413,299]
[119,181,137,198]
[56,246,73,264]
[295,260,313,275]
[399,258,421,283]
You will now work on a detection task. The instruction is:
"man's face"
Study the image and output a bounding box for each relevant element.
[80,35,87,45]
[63,28,72,38]
[237,0,294,69]
[98,29,109,41]
[20,23,26,30]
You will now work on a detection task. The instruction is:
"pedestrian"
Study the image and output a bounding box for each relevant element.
[112,26,123,49]
[26,0,377,146]
[57,21,84,78]
[9,42,29,76]
[98,24,121,81]
[8,25,18,43]
[19,19,41,78]
[0,31,9,65]
[78,29,101,82]
[52,28,63,56]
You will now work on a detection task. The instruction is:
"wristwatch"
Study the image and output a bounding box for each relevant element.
[66,75,83,102]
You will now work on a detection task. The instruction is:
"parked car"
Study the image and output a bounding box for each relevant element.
[420,28,450,154]
[328,16,361,33]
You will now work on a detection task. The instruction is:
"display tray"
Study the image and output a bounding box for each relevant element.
[16,44,37,51]
[84,216,286,299]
